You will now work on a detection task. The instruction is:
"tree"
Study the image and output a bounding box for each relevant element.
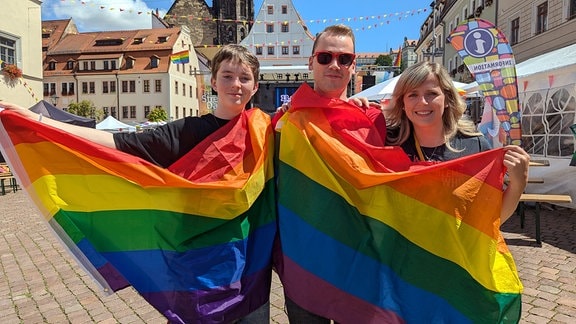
[147,107,168,122]
[374,55,393,67]
[67,100,104,120]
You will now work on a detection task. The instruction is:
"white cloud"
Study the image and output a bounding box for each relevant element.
[42,0,168,32]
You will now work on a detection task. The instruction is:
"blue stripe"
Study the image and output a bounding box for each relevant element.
[74,222,275,293]
[278,204,470,323]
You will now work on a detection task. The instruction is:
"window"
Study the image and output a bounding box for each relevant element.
[66,61,74,70]
[48,61,56,70]
[83,61,88,70]
[536,2,548,34]
[89,82,95,94]
[175,81,179,94]
[144,106,150,118]
[176,106,179,119]
[281,23,289,33]
[50,83,57,95]
[103,81,109,93]
[190,85,193,98]
[111,107,117,118]
[182,83,186,96]
[267,5,273,14]
[282,5,287,14]
[282,46,289,55]
[0,35,17,64]
[155,80,162,92]
[111,60,117,70]
[129,80,135,93]
[571,0,576,20]
[68,82,74,95]
[103,107,109,116]
[126,58,134,69]
[90,61,96,70]
[293,46,300,55]
[122,106,129,119]
[61,83,68,96]
[143,80,150,93]
[268,46,274,55]
[82,82,88,94]
[122,81,128,93]
[103,61,109,70]
[256,46,263,55]
[43,83,49,96]
[510,18,520,45]
[130,106,136,118]
[110,81,116,93]
[151,56,159,68]
[266,24,274,33]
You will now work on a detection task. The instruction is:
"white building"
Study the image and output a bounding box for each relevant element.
[240,0,315,112]
[42,19,203,123]
[0,0,43,108]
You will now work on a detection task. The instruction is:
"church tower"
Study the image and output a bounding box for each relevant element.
[164,0,253,46]
[213,0,254,45]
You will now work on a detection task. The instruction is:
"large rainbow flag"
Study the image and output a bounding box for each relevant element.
[275,84,523,323]
[0,108,276,324]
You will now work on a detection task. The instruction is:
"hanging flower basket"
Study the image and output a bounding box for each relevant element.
[2,64,23,81]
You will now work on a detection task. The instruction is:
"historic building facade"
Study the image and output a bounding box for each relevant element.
[163,0,254,46]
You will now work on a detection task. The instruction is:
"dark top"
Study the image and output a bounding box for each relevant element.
[400,131,492,162]
[114,114,230,168]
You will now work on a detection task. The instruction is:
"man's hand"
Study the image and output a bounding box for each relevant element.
[348,97,381,110]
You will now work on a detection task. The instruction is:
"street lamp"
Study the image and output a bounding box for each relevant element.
[50,94,59,107]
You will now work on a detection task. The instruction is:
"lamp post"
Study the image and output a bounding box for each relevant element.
[50,94,59,107]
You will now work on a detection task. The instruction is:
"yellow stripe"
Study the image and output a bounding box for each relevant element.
[280,121,521,293]
[30,167,268,220]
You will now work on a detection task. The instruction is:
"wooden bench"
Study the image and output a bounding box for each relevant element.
[517,193,573,244]
[529,159,550,167]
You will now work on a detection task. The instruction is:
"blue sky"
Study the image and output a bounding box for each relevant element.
[41,0,432,53]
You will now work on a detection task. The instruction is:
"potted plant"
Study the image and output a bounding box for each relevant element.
[2,64,22,81]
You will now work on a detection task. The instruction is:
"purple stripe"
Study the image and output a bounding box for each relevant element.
[279,256,404,324]
[142,266,272,324]
[97,263,130,291]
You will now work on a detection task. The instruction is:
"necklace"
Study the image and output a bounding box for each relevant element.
[414,136,441,162]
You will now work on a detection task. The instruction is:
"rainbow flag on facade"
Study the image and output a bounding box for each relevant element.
[0,108,276,324]
[393,46,402,67]
[275,84,523,323]
[170,50,190,64]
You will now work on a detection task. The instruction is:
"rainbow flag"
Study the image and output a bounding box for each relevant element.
[170,50,190,64]
[275,84,523,323]
[393,46,402,67]
[0,108,276,323]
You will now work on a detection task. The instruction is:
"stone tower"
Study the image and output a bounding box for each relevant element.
[164,0,254,46]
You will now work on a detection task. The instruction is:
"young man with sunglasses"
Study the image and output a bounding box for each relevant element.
[275,24,386,323]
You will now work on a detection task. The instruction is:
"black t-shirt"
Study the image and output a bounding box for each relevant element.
[114,114,229,168]
[400,131,492,162]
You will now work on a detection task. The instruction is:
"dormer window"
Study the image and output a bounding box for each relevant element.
[158,36,169,43]
[126,57,135,69]
[133,37,144,44]
[66,60,75,70]
[150,56,159,68]
[48,61,56,70]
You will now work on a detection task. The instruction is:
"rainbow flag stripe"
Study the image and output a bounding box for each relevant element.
[170,50,190,64]
[275,85,523,323]
[0,109,276,323]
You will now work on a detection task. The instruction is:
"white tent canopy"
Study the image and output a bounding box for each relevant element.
[96,116,136,133]
[351,75,473,101]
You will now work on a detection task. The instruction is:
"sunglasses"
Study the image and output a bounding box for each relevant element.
[313,52,356,67]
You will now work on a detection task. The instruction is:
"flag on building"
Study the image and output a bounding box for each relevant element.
[170,50,190,64]
[0,108,276,323]
[275,84,523,323]
[393,46,402,67]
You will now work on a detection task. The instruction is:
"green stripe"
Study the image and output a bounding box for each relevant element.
[54,181,276,252]
[280,164,521,321]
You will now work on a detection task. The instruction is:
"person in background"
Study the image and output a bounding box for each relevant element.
[385,61,529,223]
[0,44,270,323]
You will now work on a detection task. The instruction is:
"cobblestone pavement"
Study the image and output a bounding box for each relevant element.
[1,190,575,323]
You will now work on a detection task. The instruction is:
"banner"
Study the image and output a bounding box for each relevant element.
[447,18,521,145]
[0,108,276,324]
[170,50,190,64]
[275,84,523,323]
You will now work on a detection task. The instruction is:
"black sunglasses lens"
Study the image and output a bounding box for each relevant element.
[317,53,333,65]
[339,54,354,66]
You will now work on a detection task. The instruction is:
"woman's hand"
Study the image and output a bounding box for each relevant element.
[0,102,38,119]
[500,145,530,223]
